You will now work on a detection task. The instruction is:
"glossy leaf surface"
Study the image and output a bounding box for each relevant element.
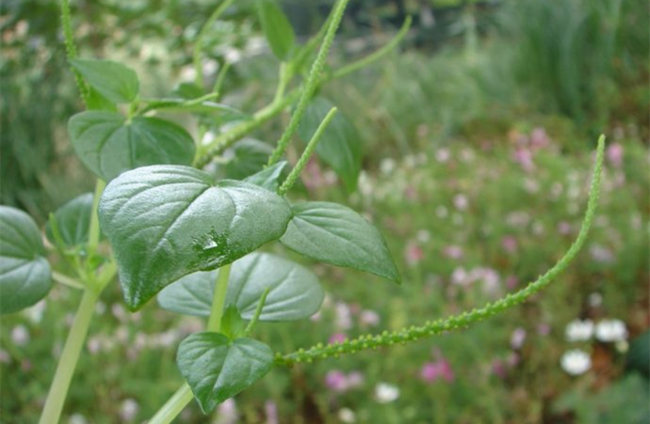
[68,111,195,181]
[70,58,139,104]
[157,252,323,321]
[243,161,288,192]
[45,193,95,248]
[99,166,292,310]
[223,139,273,180]
[257,0,295,60]
[280,201,400,282]
[0,206,51,314]
[177,332,273,413]
[298,97,362,192]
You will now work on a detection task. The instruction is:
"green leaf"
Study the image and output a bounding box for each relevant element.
[0,206,52,314]
[85,87,118,112]
[243,161,288,192]
[280,201,400,282]
[220,306,246,339]
[257,0,295,61]
[141,98,247,119]
[70,58,139,104]
[68,111,195,181]
[177,332,273,413]
[297,97,362,192]
[45,193,95,248]
[172,82,203,99]
[157,252,323,321]
[223,139,273,180]
[99,166,292,310]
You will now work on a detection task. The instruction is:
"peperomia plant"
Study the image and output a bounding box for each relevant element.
[0,0,606,422]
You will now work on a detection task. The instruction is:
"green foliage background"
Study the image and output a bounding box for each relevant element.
[1,0,648,422]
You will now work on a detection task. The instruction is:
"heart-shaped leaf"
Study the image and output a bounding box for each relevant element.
[45,193,95,248]
[70,58,139,104]
[243,161,288,192]
[280,201,400,282]
[0,206,52,314]
[68,111,195,181]
[157,252,323,321]
[257,0,295,61]
[298,97,362,192]
[177,332,273,413]
[99,165,292,310]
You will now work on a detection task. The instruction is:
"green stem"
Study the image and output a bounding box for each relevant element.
[267,0,350,166]
[212,62,231,98]
[38,289,99,424]
[244,288,270,335]
[207,264,231,331]
[60,0,88,104]
[273,63,291,103]
[194,91,298,167]
[193,0,235,88]
[148,384,194,424]
[52,271,84,290]
[331,16,412,80]
[149,264,232,423]
[278,107,338,195]
[276,136,605,366]
[87,179,105,256]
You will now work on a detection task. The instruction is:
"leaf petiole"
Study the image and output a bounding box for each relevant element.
[244,287,270,335]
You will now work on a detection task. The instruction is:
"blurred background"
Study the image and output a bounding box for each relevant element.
[1,0,648,422]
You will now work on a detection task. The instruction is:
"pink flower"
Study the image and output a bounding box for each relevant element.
[530,127,550,150]
[324,370,364,392]
[510,327,526,350]
[419,359,454,383]
[501,236,518,253]
[443,245,464,260]
[491,359,507,379]
[404,242,424,265]
[557,221,572,235]
[606,143,624,167]
[265,401,278,424]
[329,333,347,344]
[325,370,348,392]
[589,245,615,263]
[453,194,468,211]
[359,310,380,327]
[505,275,519,289]
[513,148,534,172]
[346,371,364,388]
[537,323,551,335]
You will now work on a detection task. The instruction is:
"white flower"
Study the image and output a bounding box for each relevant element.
[587,292,602,308]
[359,310,380,327]
[216,398,238,424]
[374,382,399,403]
[453,194,468,211]
[119,398,139,422]
[435,206,448,218]
[68,413,88,424]
[338,408,356,423]
[379,158,396,175]
[11,325,29,346]
[565,319,594,342]
[510,327,526,350]
[416,229,431,243]
[23,300,46,323]
[595,319,628,342]
[435,148,450,163]
[560,349,591,376]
